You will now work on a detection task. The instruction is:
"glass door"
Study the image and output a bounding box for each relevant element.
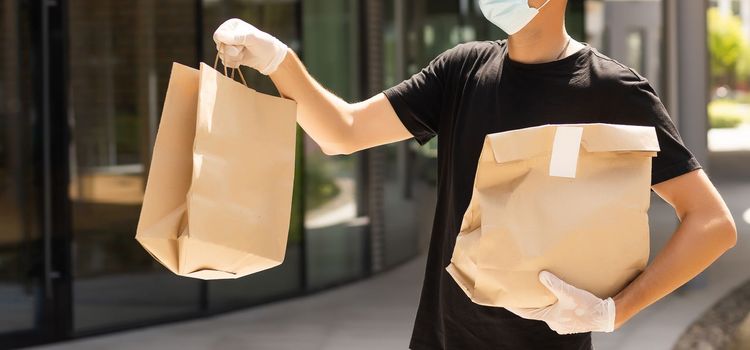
[0,0,63,347]
[67,0,203,332]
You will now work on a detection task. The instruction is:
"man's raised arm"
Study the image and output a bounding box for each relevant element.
[214,18,414,155]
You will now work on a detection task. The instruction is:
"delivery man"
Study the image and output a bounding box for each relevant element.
[212,0,738,349]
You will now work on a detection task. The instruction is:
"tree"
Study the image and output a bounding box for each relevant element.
[707,7,747,88]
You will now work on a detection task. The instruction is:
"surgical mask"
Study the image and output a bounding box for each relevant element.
[478,0,551,35]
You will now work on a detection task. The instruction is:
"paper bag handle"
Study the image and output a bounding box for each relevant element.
[214,44,248,87]
[214,43,291,100]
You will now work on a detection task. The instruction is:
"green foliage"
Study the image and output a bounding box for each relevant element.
[288,126,305,244]
[735,91,750,104]
[708,99,748,128]
[710,114,744,128]
[707,8,747,83]
[116,112,141,157]
[304,158,341,211]
[738,41,750,84]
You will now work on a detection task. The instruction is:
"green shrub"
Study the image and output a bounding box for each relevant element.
[710,114,744,128]
[708,8,746,84]
[708,99,747,128]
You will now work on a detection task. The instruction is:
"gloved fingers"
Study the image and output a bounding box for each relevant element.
[213,18,252,46]
[504,306,532,319]
[213,29,237,47]
[222,46,246,63]
[217,45,246,68]
[247,29,282,49]
[539,270,586,305]
[603,297,617,332]
[245,52,262,70]
[547,317,585,335]
[550,325,579,335]
[216,42,244,58]
[242,30,263,47]
[539,270,565,292]
[218,53,241,69]
[221,60,241,69]
[505,305,552,320]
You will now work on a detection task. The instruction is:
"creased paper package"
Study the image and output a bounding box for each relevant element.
[135,62,297,280]
[446,123,660,308]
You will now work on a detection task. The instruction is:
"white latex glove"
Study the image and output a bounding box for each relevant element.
[212,18,288,75]
[505,270,617,335]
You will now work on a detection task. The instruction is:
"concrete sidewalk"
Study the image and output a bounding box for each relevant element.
[34,256,425,350]
[32,180,750,350]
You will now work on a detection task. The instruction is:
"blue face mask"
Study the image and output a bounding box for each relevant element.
[478,0,551,35]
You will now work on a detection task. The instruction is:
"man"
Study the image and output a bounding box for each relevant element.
[213,0,737,348]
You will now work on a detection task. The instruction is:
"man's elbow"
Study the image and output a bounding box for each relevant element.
[320,139,356,156]
[720,214,739,249]
[321,146,348,156]
[705,211,739,250]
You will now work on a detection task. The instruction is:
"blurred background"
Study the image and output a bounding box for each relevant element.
[0,0,749,349]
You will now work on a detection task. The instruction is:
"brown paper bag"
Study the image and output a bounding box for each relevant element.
[135,61,297,280]
[446,123,660,308]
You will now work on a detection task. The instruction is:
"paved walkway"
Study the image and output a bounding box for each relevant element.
[32,180,750,350]
[34,256,425,350]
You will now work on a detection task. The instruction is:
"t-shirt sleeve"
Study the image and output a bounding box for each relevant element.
[381,44,464,146]
[614,70,703,186]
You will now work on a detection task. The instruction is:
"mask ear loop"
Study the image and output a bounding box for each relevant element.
[536,0,551,10]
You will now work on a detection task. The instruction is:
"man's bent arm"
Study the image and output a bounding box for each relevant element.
[612,169,737,329]
[269,48,413,155]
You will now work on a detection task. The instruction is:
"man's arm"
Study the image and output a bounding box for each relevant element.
[612,168,737,328]
[269,48,413,155]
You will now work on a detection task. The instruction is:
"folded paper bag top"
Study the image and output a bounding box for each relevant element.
[135,61,297,280]
[446,123,659,308]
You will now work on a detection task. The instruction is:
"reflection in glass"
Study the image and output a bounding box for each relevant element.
[0,0,41,335]
[378,1,508,260]
[68,0,202,331]
[301,0,368,289]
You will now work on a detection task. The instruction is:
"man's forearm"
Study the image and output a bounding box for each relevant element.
[611,211,737,328]
[268,48,353,155]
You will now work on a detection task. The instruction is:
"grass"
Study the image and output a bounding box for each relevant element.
[708,99,750,128]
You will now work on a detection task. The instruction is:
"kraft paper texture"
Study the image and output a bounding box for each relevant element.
[446,123,660,308]
[135,62,297,280]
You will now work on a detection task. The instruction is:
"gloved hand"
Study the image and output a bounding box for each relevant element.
[212,18,288,75]
[505,270,617,335]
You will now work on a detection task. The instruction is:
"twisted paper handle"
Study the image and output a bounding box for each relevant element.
[214,43,248,87]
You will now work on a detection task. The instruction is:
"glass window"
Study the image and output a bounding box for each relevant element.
[68,0,202,331]
[0,0,43,335]
[376,1,513,262]
[585,0,662,90]
[380,0,474,267]
[381,0,417,267]
[301,0,368,289]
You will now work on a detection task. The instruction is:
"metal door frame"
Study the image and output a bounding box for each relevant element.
[0,0,72,348]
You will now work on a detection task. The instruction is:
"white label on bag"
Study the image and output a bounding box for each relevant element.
[549,126,583,178]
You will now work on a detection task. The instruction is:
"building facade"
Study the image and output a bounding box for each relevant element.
[2,0,724,348]
[0,0,518,347]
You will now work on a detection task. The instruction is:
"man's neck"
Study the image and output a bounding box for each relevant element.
[507,29,571,64]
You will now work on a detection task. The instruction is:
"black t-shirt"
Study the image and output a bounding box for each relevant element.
[382,39,702,350]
